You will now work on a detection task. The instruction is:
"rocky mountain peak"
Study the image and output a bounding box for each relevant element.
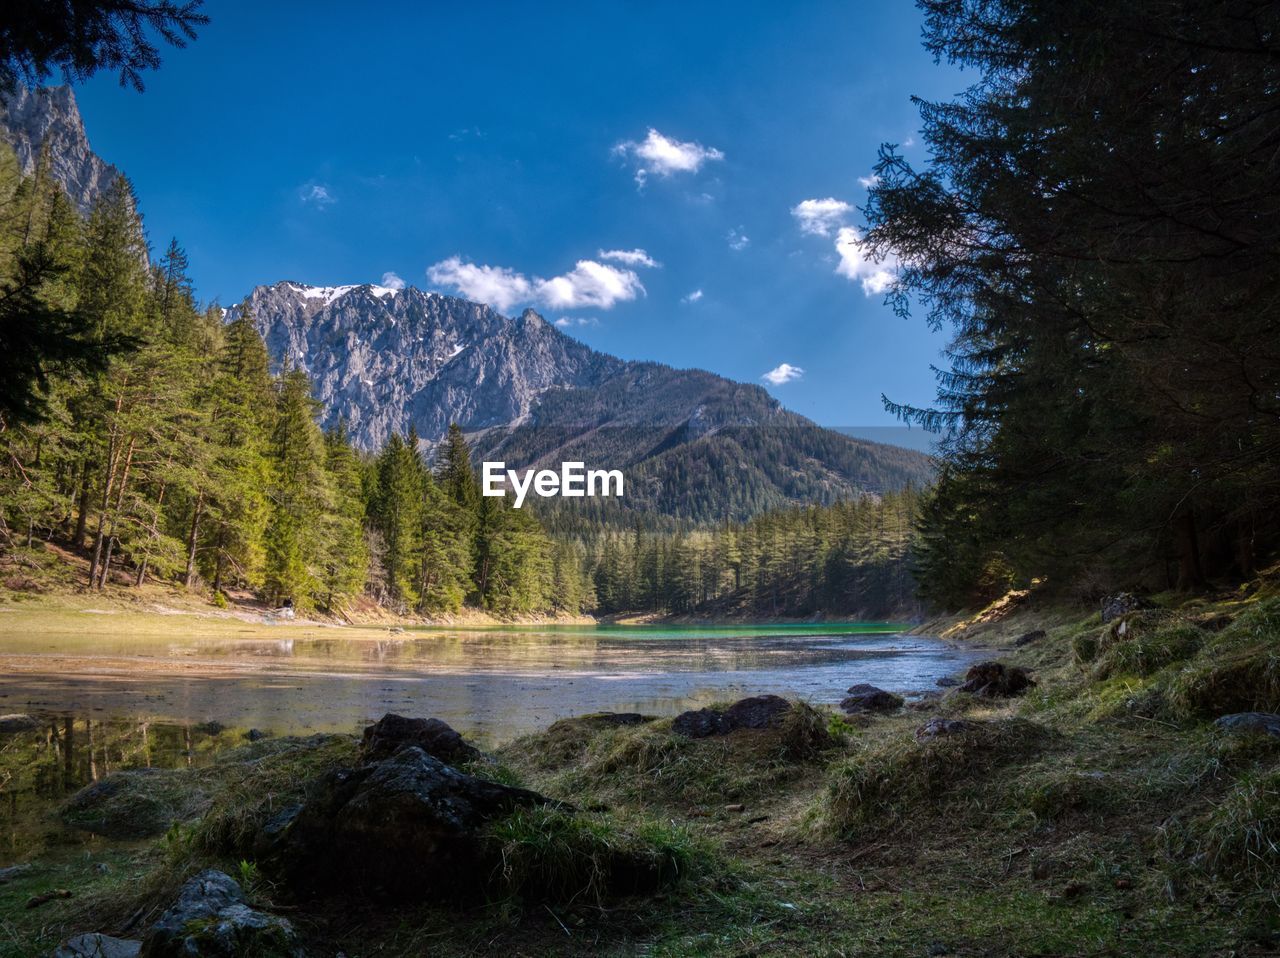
[0,84,121,216]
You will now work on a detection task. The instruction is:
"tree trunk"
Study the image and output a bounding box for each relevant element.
[1175,510,1206,591]
[96,438,135,590]
[184,492,204,588]
[73,459,92,548]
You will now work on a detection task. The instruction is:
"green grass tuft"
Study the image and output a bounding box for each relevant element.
[814,718,1051,838]
[483,806,714,906]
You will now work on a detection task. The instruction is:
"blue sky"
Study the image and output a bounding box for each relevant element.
[72,1,964,439]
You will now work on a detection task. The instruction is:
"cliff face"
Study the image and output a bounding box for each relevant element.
[0,85,121,216]
[231,282,625,453]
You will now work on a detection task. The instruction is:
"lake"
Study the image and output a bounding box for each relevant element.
[0,621,976,743]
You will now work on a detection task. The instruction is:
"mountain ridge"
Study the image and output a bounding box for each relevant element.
[232,280,935,524]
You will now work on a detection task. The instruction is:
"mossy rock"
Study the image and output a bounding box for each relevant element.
[61,768,211,839]
[1092,623,1205,680]
[817,717,1052,837]
[1166,601,1280,719]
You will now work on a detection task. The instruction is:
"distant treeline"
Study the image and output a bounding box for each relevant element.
[0,144,920,618]
[565,489,922,619]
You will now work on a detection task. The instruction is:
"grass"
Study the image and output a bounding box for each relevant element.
[483,806,714,906]
[1166,597,1280,718]
[812,717,1051,837]
[1190,765,1280,888]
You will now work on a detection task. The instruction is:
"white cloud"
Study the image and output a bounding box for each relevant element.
[538,260,645,310]
[727,227,750,251]
[835,226,897,296]
[299,183,335,208]
[904,136,916,147]
[857,174,880,189]
[425,258,535,313]
[597,248,660,268]
[762,363,804,385]
[614,128,724,187]
[790,197,853,237]
[554,316,600,328]
[681,288,704,304]
[380,271,406,291]
[427,255,645,313]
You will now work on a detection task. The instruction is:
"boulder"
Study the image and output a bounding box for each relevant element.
[936,676,962,688]
[915,717,978,741]
[723,694,792,729]
[840,684,903,714]
[1214,712,1280,739]
[139,870,302,957]
[958,661,1035,698]
[1100,593,1152,623]
[265,746,552,896]
[55,934,141,958]
[61,769,210,839]
[671,695,791,738]
[0,713,39,733]
[359,712,480,765]
[1015,629,1046,647]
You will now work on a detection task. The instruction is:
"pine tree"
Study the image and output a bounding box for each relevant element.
[262,370,328,608]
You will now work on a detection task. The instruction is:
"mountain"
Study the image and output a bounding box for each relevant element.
[232,281,935,524]
[0,85,121,216]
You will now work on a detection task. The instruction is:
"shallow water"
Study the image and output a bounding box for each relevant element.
[0,622,977,743]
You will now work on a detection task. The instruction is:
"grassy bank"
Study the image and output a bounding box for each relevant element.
[1,585,1278,955]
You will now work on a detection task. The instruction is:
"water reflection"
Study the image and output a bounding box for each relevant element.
[0,715,237,859]
[0,626,979,743]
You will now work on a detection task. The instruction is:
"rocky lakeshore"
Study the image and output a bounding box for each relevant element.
[1,591,1278,956]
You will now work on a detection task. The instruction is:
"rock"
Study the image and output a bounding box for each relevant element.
[360,712,481,765]
[252,804,303,863]
[245,728,270,742]
[935,676,962,688]
[0,863,32,883]
[1100,593,1152,623]
[1015,629,1046,647]
[0,86,122,217]
[1214,712,1280,738]
[914,718,978,741]
[723,694,792,729]
[840,684,903,713]
[958,661,1035,698]
[671,708,730,738]
[193,721,226,736]
[140,869,302,958]
[0,713,39,733]
[55,933,141,958]
[266,746,552,896]
[61,769,211,839]
[671,695,791,738]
